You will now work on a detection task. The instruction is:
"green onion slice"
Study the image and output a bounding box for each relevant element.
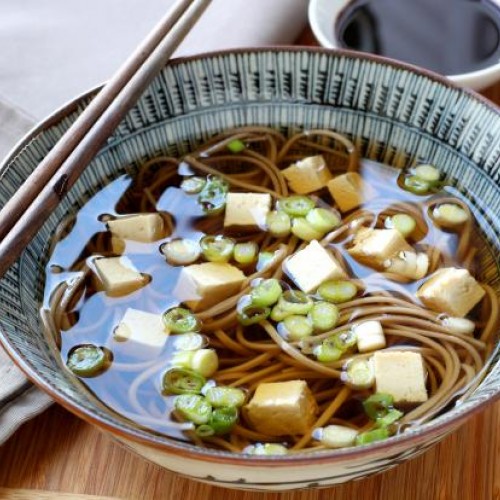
[313,342,343,363]
[355,427,389,446]
[181,176,206,194]
[333,330,357,351]
[385,213,417,238]
[205,386,247,408]
[198,175,229,215]
[277,195,315,217]
[317,280,357,304]
[414,164,441,183]
[174,394,212,425]
[66,344,111,377]
[208,406,239,435]
[161,238,201,266]
[195,424,215,437]
[291,217,324,242]
[200,235,235,263]
[174,332,207,351]
[251,279,283,307]
[281,315,314,341]
[309,301,340,332]
[227,139,246,153]
[243,443,288,455]
[277,290,314,315]
[306,208,341,233]
[237,295,270,326]
[403,175,431,195]
[163,368,206,395]
[376,408,403,428]
[266,210,291,238]
[362,393,394,420]
[163,307,200,334]
[233,242,258,265]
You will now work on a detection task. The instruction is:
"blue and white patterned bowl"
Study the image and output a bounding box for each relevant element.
[0,48,499,491]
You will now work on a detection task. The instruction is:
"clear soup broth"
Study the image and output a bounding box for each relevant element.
[42,128,499,454]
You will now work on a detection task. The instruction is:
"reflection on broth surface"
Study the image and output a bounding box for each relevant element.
[42,128,499,454]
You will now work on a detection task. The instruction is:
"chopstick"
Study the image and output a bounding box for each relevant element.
[0,0,211,278]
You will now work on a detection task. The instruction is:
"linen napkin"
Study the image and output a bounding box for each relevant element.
[0,0,308,445]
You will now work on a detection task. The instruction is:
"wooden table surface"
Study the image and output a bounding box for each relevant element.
[1,32,500,500]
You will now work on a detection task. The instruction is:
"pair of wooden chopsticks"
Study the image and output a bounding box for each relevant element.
[0,0,211,277]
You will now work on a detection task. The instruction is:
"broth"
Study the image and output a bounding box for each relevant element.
[42,128,499,452]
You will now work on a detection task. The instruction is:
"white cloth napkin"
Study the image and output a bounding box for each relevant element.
[0,0,308,445]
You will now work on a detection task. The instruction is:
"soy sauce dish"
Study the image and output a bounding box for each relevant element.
[0,48,499,491]
[309,0,500,90]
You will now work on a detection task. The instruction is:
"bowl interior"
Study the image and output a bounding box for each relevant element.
[1,48,500,461]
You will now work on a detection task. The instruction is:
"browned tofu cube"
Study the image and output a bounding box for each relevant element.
[373,351,428,405]
[327,172,375,212]
[416,267,485,317]
[282,155,333,194]
[245,380,318,436]
[348,228,412,269]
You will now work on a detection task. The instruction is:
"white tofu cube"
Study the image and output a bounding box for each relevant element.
[348,228,412,269]
[283,240,347,293]
[173,262,246,311]
[113,308,169,356]
[416,267,485,317]
[94,256,146,296]
[373,351,428,405]
[354,321,386,353]
[327,172,375,212]
[223,192,272,231]
[245,380,318,436]
[315,425,359,449]
[282,155,333,194]
[107,213,164,242]
[383,251,429,280]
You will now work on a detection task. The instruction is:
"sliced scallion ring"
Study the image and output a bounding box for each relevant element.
[309,301,340,331]
[227,139,246,153]
[317,280,357,304]
[181,176,206,194]
[385,213,417,238]
[355,427,389,446]
[237,295,271,326]
[163,307,200,333]
[277,195,315,217]
[162,368,206,395]
[362,393,394,420]
[205,386,247,408]
[403,175,431,195]
[66,344,111,377]
[174,394,212,425]
[250,278,283,307]
[281,315,313,341]
[266,210,291,238]
[277,290,314,315]
[414,164,441,183]
[233,241,258,265]
[200,235,235,263]
[198,175,229,215]
[306,208,341,233]
[291,217,324,241]
[161,238,201,266]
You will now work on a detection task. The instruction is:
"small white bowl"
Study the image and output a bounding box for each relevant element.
[308,0,500,91]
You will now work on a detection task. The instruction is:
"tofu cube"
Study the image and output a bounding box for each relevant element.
[373,351,428,405]
[383,251,429,280]
[354,321,386,353]
[416,267,485,317]
[113,308,169,356]
[327,172,375,212]
[282,155,333,194]
[348,228,412,269]
[94,256,146,296]
[107,213,164,242]
[283,240,347,293]
[173,262,246,311]
[245,380,318,436]
[223,193,272,231]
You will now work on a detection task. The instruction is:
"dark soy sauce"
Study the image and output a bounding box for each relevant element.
[336,0,500,75]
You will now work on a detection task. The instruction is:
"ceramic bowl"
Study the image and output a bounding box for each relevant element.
[308,0,500,91]
[1,48,500,491]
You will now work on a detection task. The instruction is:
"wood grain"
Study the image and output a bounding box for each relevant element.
[0,488,121,500]
[1,30,500,500]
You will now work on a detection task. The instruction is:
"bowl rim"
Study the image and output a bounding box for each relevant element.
[307,0,500,83]
[1,45,500,467]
